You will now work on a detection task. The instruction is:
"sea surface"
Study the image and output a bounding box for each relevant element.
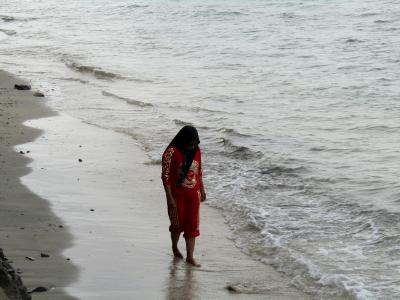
[1,0,400,298]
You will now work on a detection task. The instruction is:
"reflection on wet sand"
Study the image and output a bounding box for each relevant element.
[166,258,198,300]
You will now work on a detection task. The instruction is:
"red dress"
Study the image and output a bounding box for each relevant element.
[162,146,202,238]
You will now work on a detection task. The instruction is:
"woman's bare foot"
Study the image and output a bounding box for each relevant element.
[186,257,201,267]
[172,246,183,258]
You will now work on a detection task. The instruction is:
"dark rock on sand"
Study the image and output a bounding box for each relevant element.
[33,92,45,97]
[28,286,48,293]
[0,249,6,261]
[14,84,31,91]
[25,256,35,261]
[0,249,31,300]
[40,253,50,258]
[226,285,240,293]
[78,158,82,163]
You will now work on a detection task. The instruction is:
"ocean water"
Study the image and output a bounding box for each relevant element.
[1,0,400,298]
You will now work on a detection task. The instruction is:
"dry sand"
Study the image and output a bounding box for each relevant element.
[1,69,316,299]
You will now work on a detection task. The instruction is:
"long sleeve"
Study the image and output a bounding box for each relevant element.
[198,148,202,178]
[198,148,204,189]
[162,147,175,187]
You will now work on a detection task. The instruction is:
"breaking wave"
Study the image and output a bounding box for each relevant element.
[259,165,306,176]
[218,127,251,138]
[219,138,263,160]
[66,62,122,80]
[173,119,193,126]
[102,91,153,107]
[0,15,37,22]
[0,28,16,36]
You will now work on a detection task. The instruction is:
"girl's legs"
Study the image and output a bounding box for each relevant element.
[171,232,183,258]
[185,237,200,267]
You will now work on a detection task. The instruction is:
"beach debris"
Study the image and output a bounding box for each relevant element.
[33,91,45,97]
[90,208,95,211]
[6,268,15,275]
[14,84,31,90]
[19,150,25,154]
[0,249,31,299]
[78,158,82,162]
[40,253,50,258]
[25,256,35,261]
[226,285,240,293]
[28,286,48,293]
[0,248,6,260]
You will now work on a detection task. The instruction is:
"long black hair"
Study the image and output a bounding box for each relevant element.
[165,126,200,186]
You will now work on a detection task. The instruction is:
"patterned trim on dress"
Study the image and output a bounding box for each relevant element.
[162,147,174,184]
[182,160,199,189]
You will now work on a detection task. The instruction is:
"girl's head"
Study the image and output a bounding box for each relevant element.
[168,125,200,152]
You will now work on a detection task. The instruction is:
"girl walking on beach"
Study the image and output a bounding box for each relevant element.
[162,126,206,267]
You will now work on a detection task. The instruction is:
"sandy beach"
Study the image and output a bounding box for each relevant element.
[0,69,319,299]
[0,70,78,299]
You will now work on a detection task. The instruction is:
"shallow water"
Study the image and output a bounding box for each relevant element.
[1,0,400,298]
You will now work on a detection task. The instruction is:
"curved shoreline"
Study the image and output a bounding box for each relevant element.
[2,69,325,299]
[0,70,78,299]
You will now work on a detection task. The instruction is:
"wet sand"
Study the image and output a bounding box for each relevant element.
[0,70,78,299]
[2,69,313,299]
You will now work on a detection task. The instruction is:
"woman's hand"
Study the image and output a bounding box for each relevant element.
[200,188,206,202]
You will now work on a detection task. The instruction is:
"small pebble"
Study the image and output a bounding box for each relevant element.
[14,84,31,90]
[226,285,240,293]
[33,92,45,97]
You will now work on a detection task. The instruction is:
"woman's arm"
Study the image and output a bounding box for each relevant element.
[199,149,206,202]
[164,185,177,208]
[162,147,177,206]
[200,179,206,202]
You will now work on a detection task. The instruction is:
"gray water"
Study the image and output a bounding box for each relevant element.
[1,0,400,298]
